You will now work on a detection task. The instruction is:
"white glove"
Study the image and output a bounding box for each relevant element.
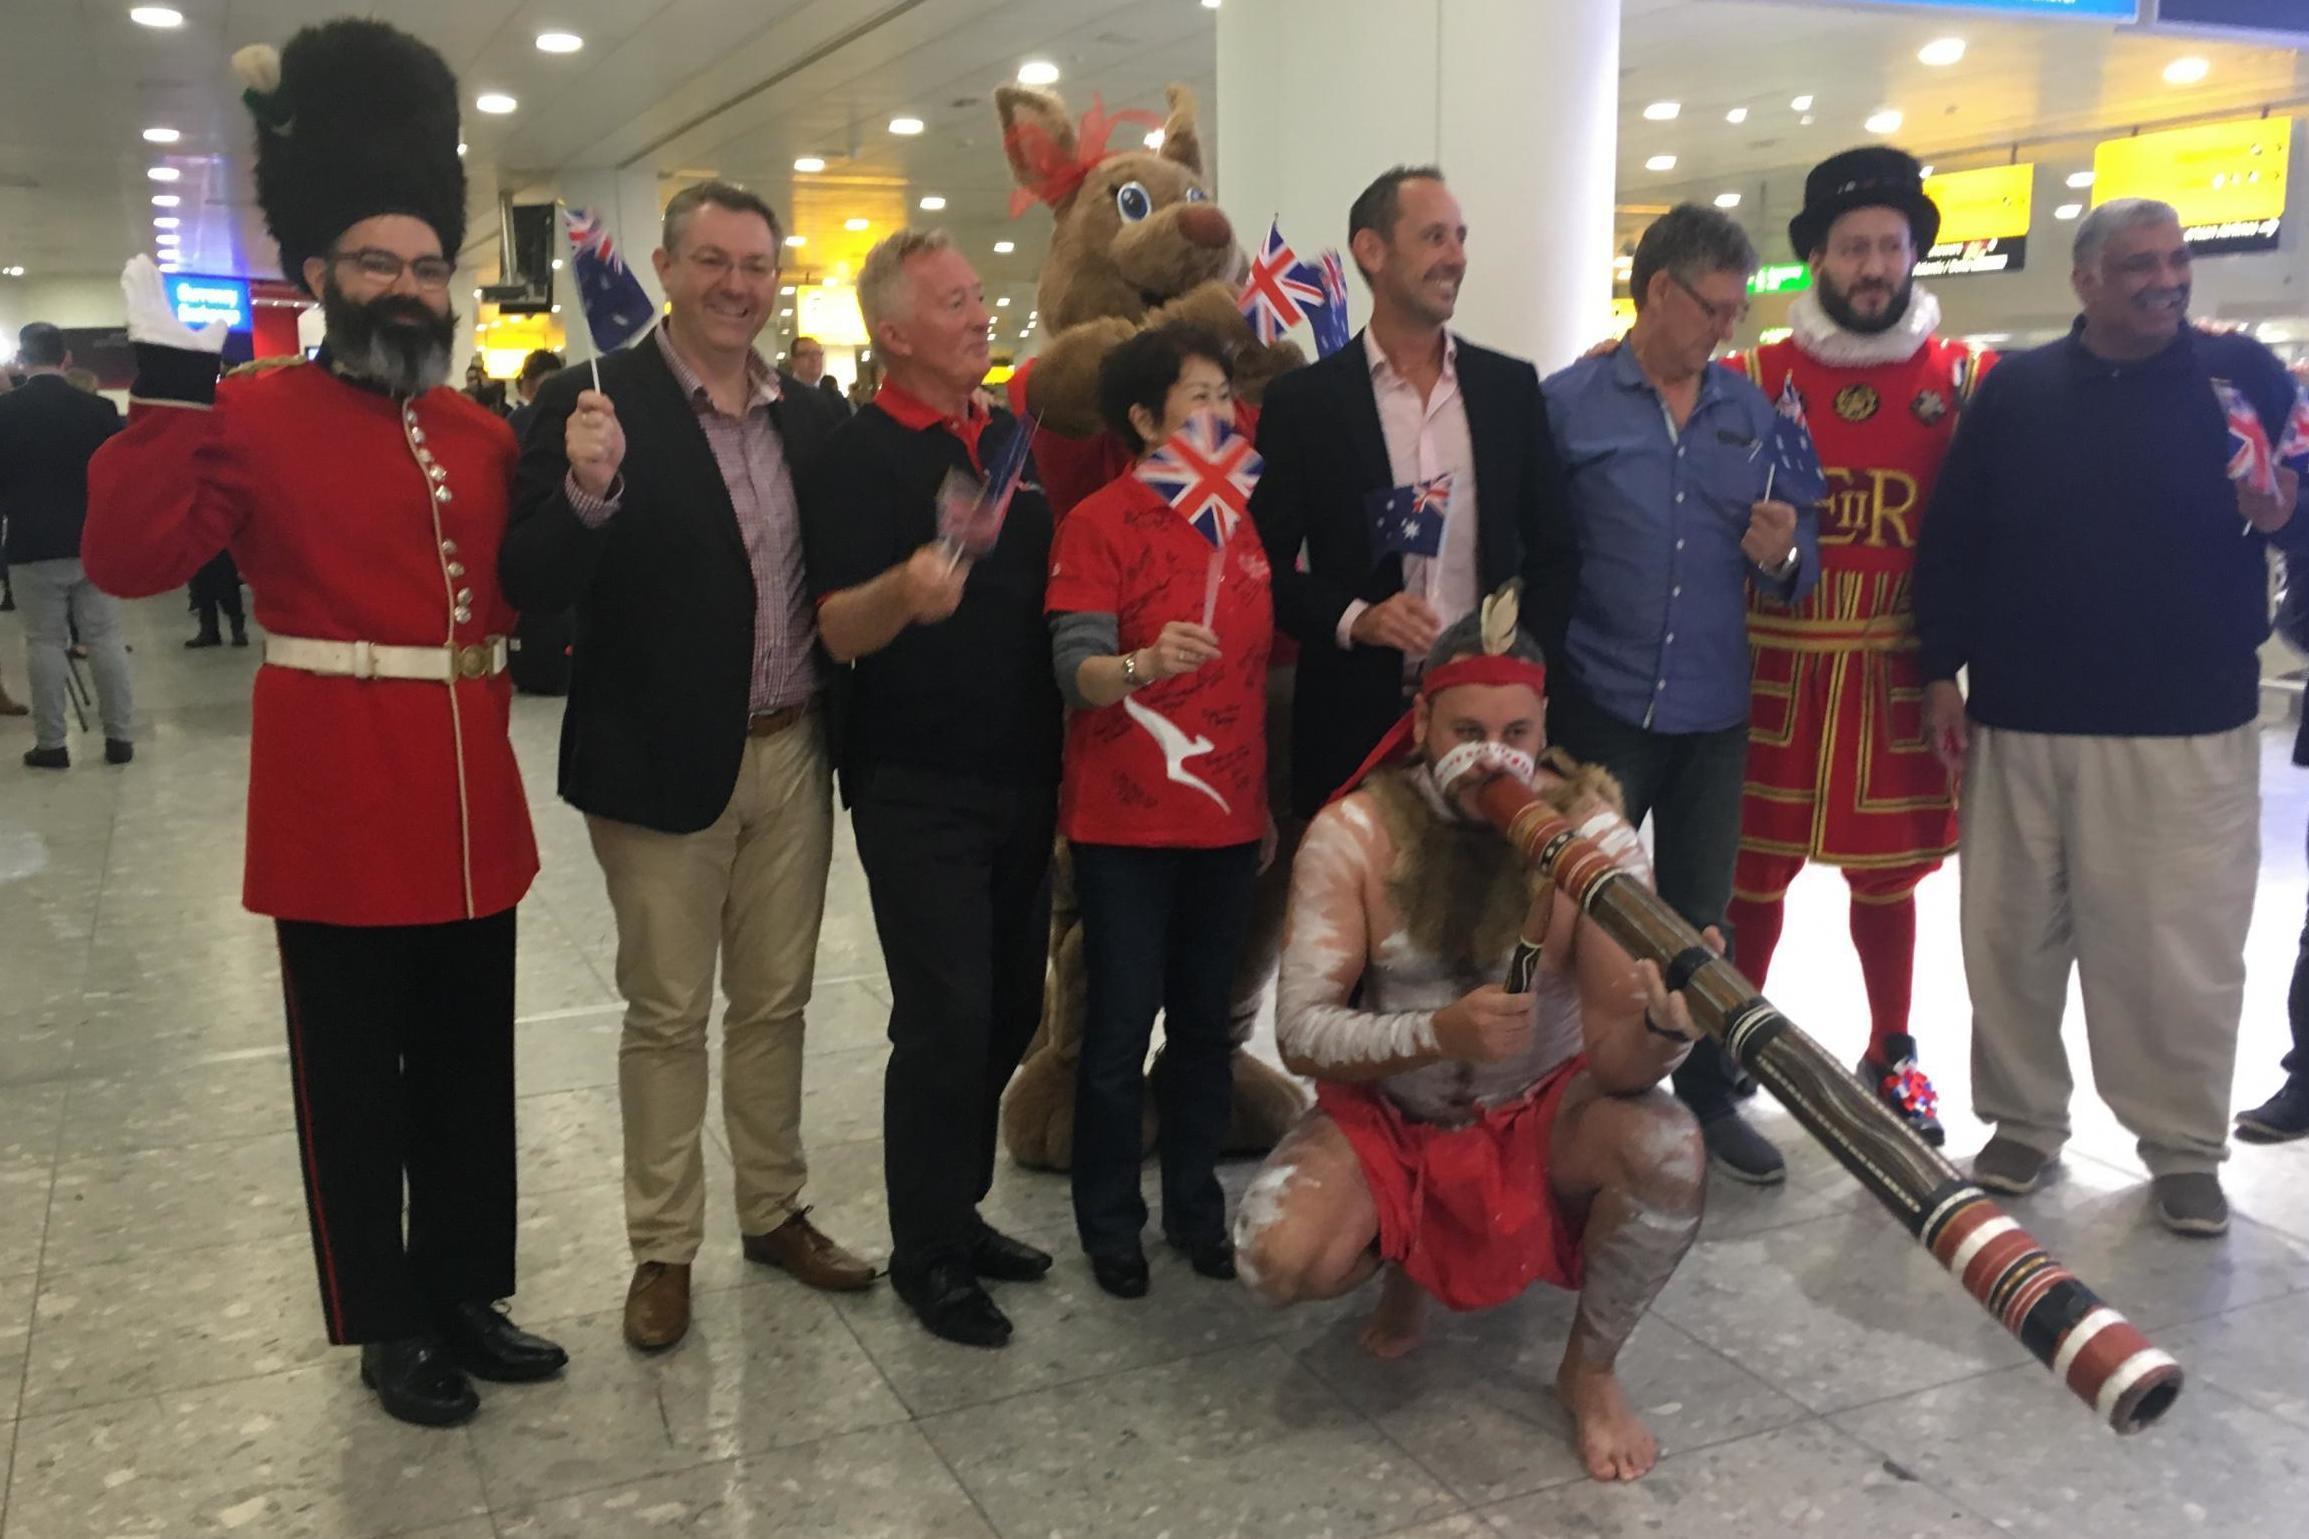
[121,254,227,354]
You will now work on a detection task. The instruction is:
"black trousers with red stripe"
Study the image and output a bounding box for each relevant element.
[276,908,519,1345]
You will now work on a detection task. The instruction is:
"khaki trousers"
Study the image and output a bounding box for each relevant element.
[1959,723,2259,1177]
[589,714,834,1263]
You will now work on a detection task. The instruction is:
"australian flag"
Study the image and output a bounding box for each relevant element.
[1239,219,1324,346]
[1136,409,1262,545]
[1292,248,1352,358]
[2215,378,2277,497]
[1766,378,1828,509]
[565,207,658,353]
[1367,474,1450,559]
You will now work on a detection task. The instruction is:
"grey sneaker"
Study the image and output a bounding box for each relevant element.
[1970,1136,2057,1196]
[2152,1173,2229,1238]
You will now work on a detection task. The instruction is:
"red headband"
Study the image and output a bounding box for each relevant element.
[1327,653,1549,804]
[1005,96,1164,218]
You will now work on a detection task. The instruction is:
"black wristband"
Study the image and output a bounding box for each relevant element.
[1643,1008,1690,1044]
[130,343,222,407]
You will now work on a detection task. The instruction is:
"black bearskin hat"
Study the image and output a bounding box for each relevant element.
[234,18,466,295]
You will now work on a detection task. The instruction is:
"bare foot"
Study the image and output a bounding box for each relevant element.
[1356,1266,1428,1359]
[1555,1359,1660,1482]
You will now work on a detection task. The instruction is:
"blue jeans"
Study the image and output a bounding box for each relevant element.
[16,558,134,749]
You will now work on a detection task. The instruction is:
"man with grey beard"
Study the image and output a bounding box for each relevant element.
[83,16,563,1428]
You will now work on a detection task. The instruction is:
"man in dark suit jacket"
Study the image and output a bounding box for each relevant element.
[1251,167,1578,819]
[0,323,132,766]
[499,182,868,1355]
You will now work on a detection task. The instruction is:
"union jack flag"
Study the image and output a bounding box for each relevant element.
[2277,383,2309,472]
[564,206,658,353]
[1136,409,1263,546]
[2216,378,2277,497]
[1292,247,1352,357]
[1239,219,1323,345]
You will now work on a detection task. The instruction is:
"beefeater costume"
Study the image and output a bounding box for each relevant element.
[82,18,563,1425]
[1722,147,1993,1146]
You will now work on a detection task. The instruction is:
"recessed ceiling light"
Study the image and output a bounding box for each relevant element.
[1920,164,1936,178]
[1714,192,1742,209]
[550,258,563,270]
[535,31,583,53]
[1643,101,1680,121]
[150,193,179,207]
[1144,129,1165,150]
[1918,37,1966,67]
[146,166,179,182]
[2067,170,2095,189]
[918,195,947,211]
[1800,113,1817,126]
[843,217,869,231]
[889,116,924,136]
[996,296,1011,307]
[2054,202,2083,220]
[457,141,467,157]
[475,92,517,114]
[2164,57,2210,85]
[141,126,179,144]
[128,6,182,27]
[1017,60,1060,86]
[779,285,795,295]
[784,234,807,247]
[993,240,1016,254]
[779,307,793,318]
[1864,108,1903,134]
[1725,107,1749,125]
[153,216,179,228]
[1645,154,1677,172]
[1790,95,1814,112]
[155,232,179,245]
[1202,0,1221,9]
[794,156,826,173]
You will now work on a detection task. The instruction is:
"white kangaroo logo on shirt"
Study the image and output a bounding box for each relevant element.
[1122,695,1231,814]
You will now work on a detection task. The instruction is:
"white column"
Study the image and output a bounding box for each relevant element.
[1216,0,1619,376]
[548,166,667,363]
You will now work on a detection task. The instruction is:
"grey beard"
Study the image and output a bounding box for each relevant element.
[329,325,452,396]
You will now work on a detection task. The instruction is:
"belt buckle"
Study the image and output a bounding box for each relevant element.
[455,642,490,680]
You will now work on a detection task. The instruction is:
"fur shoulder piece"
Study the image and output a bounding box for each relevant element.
[1536,747,1626,820]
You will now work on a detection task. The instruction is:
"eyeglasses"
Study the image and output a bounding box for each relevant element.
[683,248,778,282]
[333,248,456,289]
[1671,272,1750,329]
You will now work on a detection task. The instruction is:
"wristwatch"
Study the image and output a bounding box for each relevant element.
[1121,650,1142,690]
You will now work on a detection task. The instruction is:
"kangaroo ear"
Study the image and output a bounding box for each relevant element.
[1157,84,1204,178]
[997,85,1080,206]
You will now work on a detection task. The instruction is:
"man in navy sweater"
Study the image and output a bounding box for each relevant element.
[1915,197,2308,1238]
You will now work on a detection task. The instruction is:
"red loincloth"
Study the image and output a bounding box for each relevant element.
[1316,1057,1588,1312]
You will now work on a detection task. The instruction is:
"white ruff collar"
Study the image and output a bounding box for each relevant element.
[1788,283,1941,367]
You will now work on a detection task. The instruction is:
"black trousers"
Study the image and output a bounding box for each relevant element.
[1070,840,1259,1255]
[189,551,244,628]
[1549,684,1751,1123]
[850,765,1056,1281]
[2287,814,2309,1083]
[275,908,519,1344]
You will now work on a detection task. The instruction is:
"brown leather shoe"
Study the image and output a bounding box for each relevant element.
[742,1208,879,1292]
[623,1261,692,1350]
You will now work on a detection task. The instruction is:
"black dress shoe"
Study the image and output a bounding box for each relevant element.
[969,1223,1054,1282]
[438,1300,568,1383]
[1089,1247,1151,1299]
[1166,1233,1237,1281]
[896,1259,1013,1348]
[22,745,67,770]
[359,1336,479,1427]
[184,632,222,649]
[104,739,133,766]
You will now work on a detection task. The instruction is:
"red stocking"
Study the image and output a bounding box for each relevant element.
[1728,849,1803,987]
[1847,865,1934,1062]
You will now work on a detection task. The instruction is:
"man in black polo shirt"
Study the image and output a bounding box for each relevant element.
[801,228,1064,1348]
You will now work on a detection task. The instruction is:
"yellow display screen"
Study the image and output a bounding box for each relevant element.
[1924,164,2035,244]
[795,283,870,347]
[2093,117,2291,252]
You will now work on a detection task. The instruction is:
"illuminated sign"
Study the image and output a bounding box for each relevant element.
[1748,262,1814,296]
[795,282,869,347]
[2093,116,2291,255]
[1836,0,2136,16]
[1917,164,2034,277]
[2154,0,2309,43]
[163,274,250,330]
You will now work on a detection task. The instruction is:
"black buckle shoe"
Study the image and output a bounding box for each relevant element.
[897,1259,1013,1348]
[359,1336,479,1427]
[1089,1247,1151,1299]
[438,1300,568,1383]
[968,1223,1054,1282]
[1862,1035,1945,1148]
[1164,1233,1236,1281]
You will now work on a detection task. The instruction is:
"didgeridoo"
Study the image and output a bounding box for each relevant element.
[1474,773,2182,1434]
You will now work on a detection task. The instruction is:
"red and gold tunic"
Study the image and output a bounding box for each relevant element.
[1727,331,1990,869]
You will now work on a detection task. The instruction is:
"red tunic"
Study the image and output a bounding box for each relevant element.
[1725,337,1991,869]
[84,360,539,926]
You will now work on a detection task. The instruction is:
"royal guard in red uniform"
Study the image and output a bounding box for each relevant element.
[83,18,566,1426]
[1724,148,1992,1145]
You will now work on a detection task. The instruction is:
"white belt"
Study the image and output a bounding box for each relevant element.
[264,634,510,682]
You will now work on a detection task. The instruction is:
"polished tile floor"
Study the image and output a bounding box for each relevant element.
[4,596,2307,1538]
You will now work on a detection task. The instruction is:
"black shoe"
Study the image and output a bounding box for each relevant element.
[437,1300,568,1383]
[1702,1111,1787,1185]
[22,745,67,770]
[184,632,222,649]
[230,626,250,648]
[1860,1034,1945,1148]
[104,739,133,766]
[1731,1068,1761,1099]
[968,1223,1054,1282]
[1165,1232,1236,1281]
[1089,1246,1151,1299]
[358,1336,479,1427]
[896,1259,1013,1348]
[2237,1079,2309,1144]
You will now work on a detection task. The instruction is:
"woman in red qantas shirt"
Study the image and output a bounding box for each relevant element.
[1047,324,1276,1298]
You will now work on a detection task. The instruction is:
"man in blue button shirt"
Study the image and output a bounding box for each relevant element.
[1543,205,1821,1183]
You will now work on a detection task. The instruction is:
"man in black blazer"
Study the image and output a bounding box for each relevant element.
[500,182,870,1354]
[1251,167,1578,819]
[0,323,132,767]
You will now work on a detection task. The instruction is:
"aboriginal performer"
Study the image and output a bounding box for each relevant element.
[82,18,564,1427]
[1233,584,1716,1484]
[1725,147,1991,1144]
